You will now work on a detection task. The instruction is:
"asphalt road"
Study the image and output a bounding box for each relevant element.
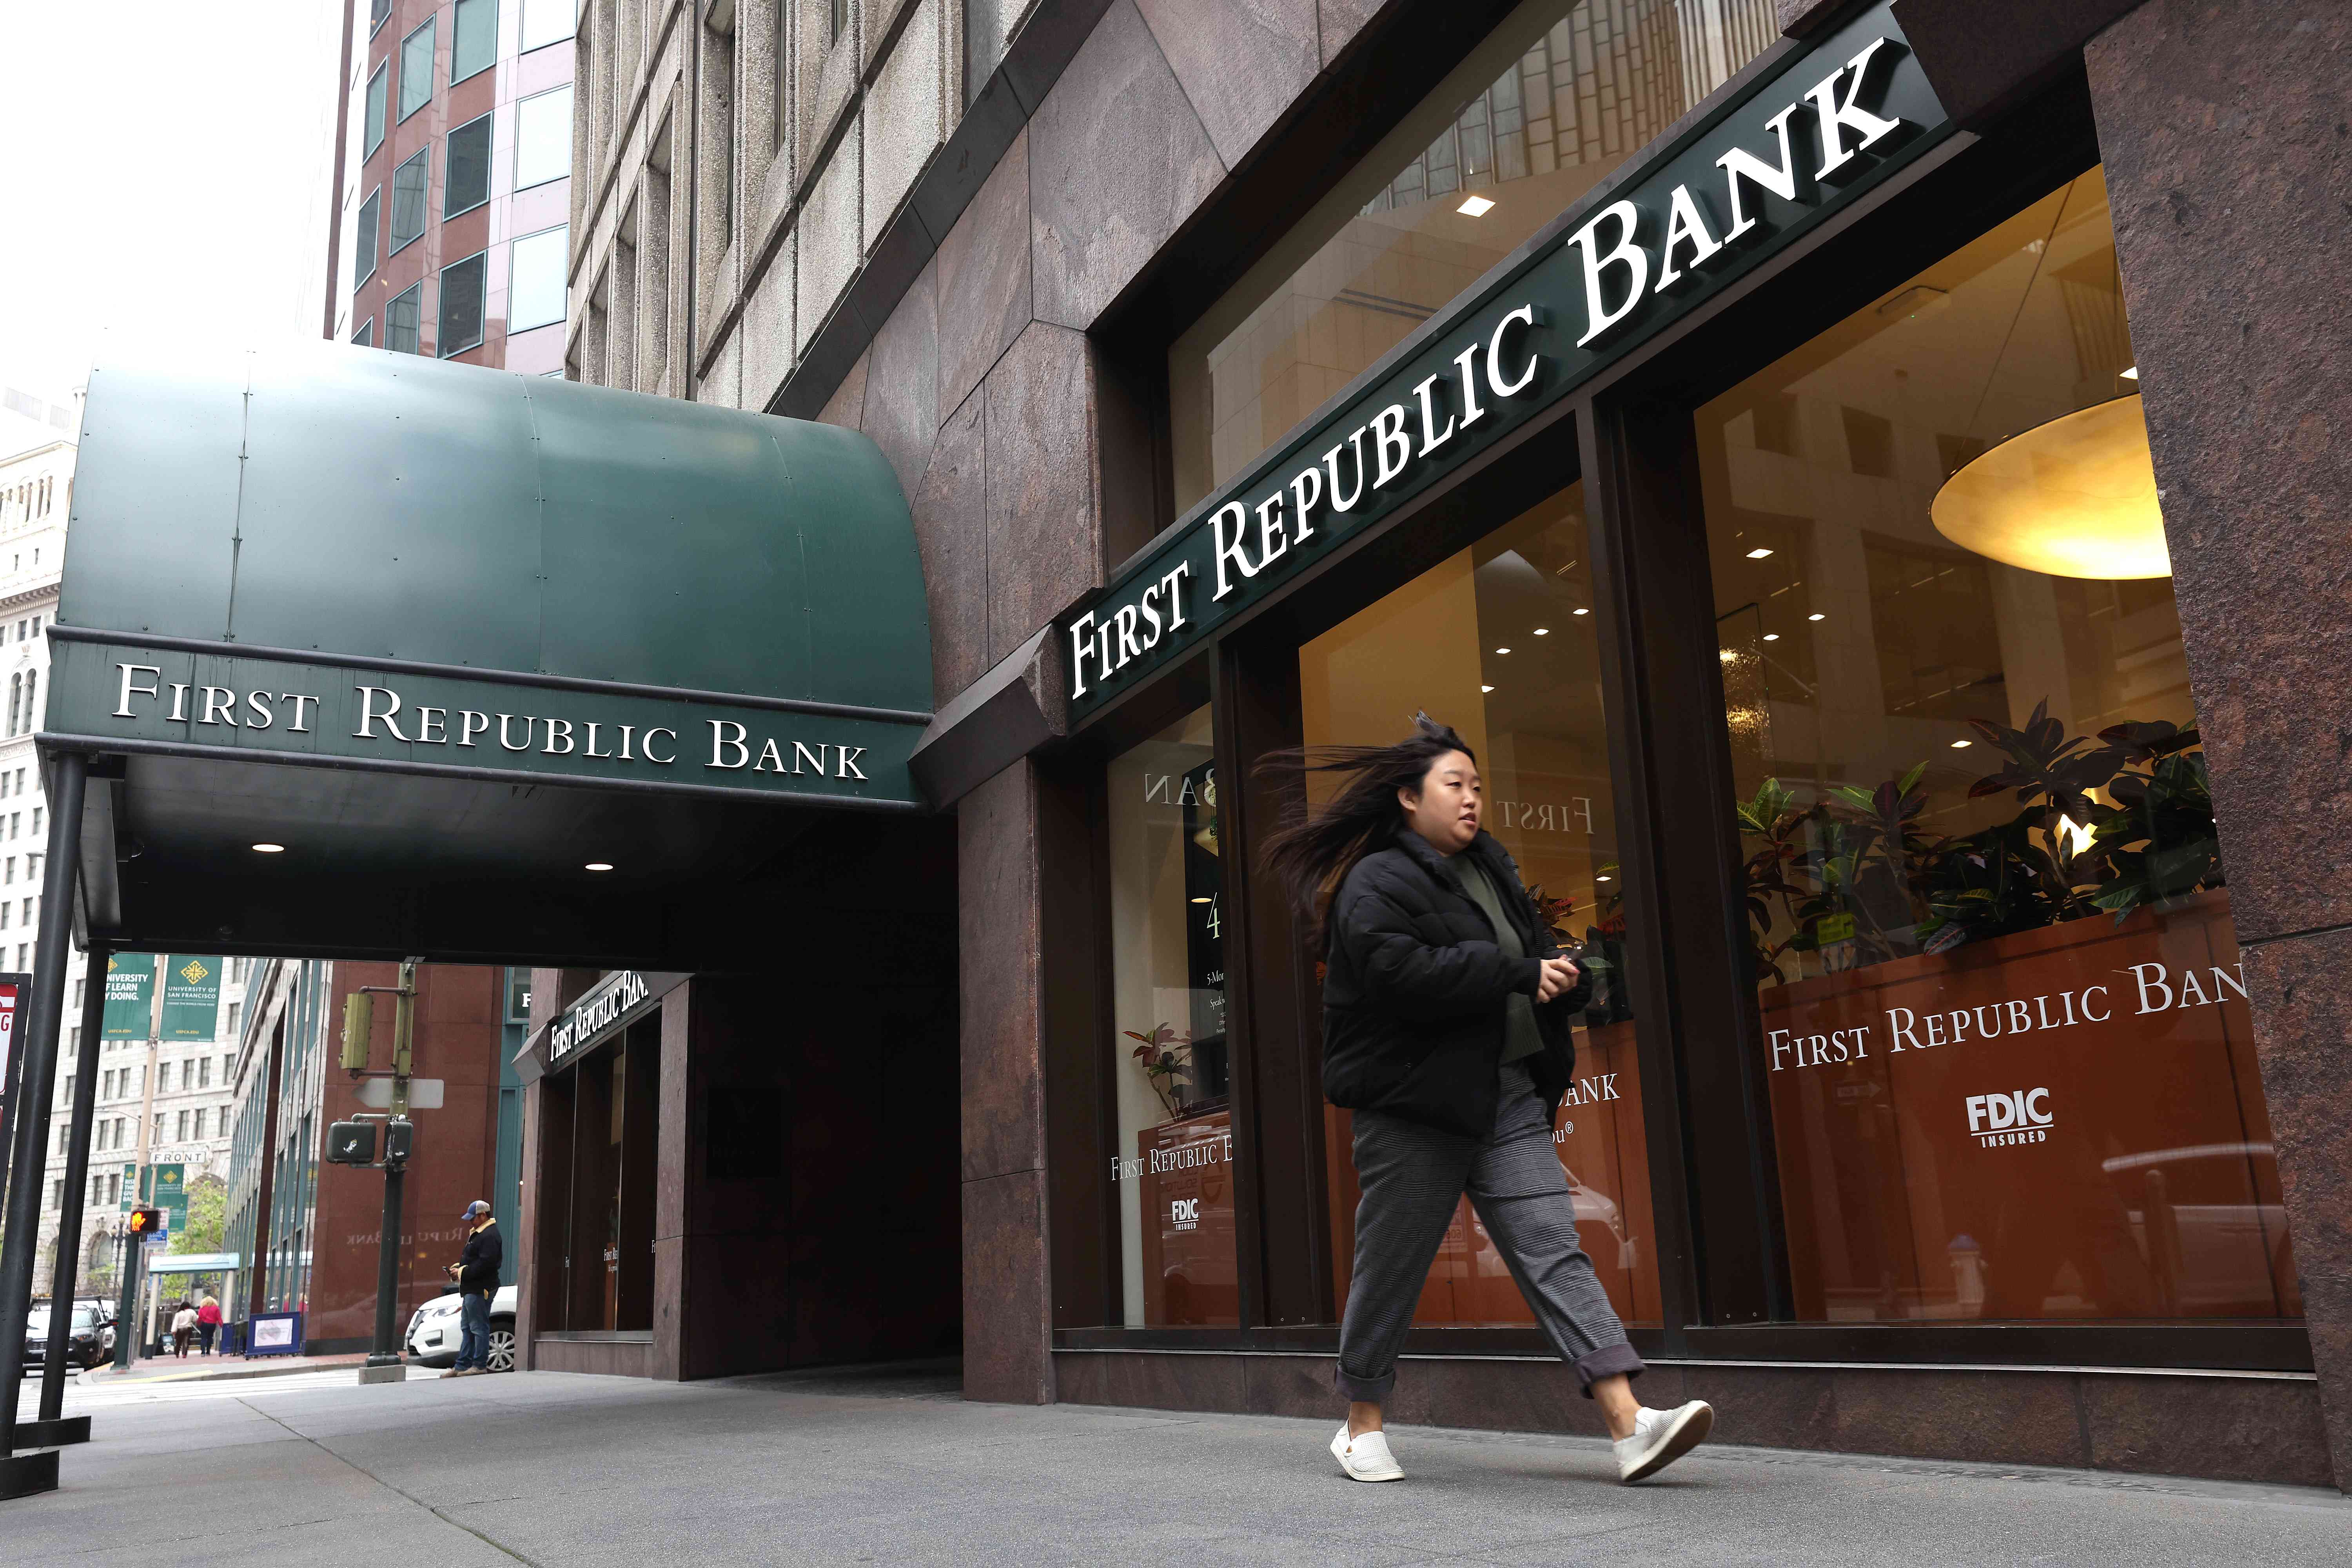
[5,1361,2348,1565]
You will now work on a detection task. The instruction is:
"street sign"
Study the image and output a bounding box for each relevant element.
[354,1076,443,1110]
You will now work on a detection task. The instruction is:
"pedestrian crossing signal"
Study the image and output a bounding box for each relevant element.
[326,1120,378,1165]
[125,1205,164,1235]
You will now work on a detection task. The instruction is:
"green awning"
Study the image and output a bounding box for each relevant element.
[44,345,938,967]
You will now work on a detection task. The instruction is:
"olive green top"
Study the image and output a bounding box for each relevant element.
[1462,857,1546,1064]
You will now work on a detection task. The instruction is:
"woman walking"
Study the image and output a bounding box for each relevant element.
[1261,717,1714,1485]
[196,1293,222,1356]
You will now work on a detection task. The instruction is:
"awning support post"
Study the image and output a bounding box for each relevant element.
[0,748,87,1495]
[24,943,113,1445]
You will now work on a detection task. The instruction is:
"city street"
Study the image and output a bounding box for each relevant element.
[8,1363,2349,1566]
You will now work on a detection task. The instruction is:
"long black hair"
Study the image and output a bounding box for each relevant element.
[1255,714,1477,945]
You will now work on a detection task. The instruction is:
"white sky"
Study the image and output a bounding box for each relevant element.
[0,2,347,401]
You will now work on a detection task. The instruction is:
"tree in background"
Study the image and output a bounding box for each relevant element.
[171,1174,227,1255]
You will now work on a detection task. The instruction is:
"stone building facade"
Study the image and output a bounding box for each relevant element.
[559,0,2352,1491]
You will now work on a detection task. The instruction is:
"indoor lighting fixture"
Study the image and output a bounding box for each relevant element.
[585,862,614,872]
[1533,627,1550,636]
[1481,684,1495,693]
[1933,395,2169,579]
[1745,547,1774,559]
[2056,816,2095,858]
[1495,646,1511,655]
[1951,739,1972,749]
[1595,874,1613,882]
[1190,897,1211,904]
[1762,633,1780,641]
[250,843,285,853]
[1457,194,1495,217]
[2120,365,2139,380]
[1808,612,1826,621]
[1572,607,1589,616]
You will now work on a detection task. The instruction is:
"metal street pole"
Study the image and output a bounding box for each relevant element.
[0,750,88,1487]
[113,1222,133,1371]
[32,945,113,1436]
[362,959,417,1379]
[0,978,24,1228]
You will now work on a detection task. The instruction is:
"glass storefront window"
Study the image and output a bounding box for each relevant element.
[1169,0,1777,512]
[1106,704,1236,1326]
[1699,169,2296,1324]
[1301,481,1662,1328]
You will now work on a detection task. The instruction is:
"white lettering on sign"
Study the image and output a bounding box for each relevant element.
[1965,1086,2055,1148]
[1108,1129,1234,1184]
[550,970,651,1065]
[104,664,868,786]
[1768,960,2248,1072]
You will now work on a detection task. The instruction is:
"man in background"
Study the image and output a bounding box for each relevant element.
[442,1200,502,1378]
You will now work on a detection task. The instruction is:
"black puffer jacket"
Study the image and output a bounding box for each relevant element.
[1322,829,1590,1139]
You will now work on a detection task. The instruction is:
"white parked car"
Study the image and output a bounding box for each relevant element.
[404,1284,518,1371]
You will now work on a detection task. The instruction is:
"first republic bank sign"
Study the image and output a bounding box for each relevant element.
[1061,2,1953,716]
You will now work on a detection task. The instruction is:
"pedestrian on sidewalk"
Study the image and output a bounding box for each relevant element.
[1259,716,1716,1486]
[441,1200,503,1378]
[196,1294,222,1356]
[171,1299,198,1358]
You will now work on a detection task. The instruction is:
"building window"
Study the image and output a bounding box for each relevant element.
[370,0,392,36]
[829,0,848,44]
[452,0,499,85]
[446,113,493,219]
[195,1108,208,1140]
[399,18,437,122]
[515,84,573,189]
[354,319,376,348]
[6,673,17,735]
[365,62,390,157]
[1105,704,1236,1326]
[1168,0,1775,514]
[354,188,383,293]
[226,1001,241,1038]
[520,0,577,53]
[439,252,488,357]
[387,283,425,355]
[1699,167,2288,1324]
[176,1109,189,1142]
[198,1056,212,1089]
[510,224,569,332]
[389,148,431,255]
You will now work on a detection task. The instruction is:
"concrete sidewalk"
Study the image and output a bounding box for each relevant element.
[4,1362,2346,1565]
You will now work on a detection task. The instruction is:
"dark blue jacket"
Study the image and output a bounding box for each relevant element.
[456,1220,503,1295]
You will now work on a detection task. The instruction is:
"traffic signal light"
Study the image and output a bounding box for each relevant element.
[125,1205,165,1236]
[326,1120,378,1165]
[382,1119,413,1165]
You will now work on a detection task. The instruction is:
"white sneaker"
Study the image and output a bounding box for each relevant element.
[1613,1400,1713,1482]
[1330,1423,1405,1482]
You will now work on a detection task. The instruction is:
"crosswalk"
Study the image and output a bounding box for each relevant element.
[13,1367,385,1413]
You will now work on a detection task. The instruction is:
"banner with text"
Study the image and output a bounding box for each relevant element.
[102,955,157,1040]
[160,955,224,1040]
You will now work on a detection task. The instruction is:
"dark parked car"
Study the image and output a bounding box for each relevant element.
[23,1302,109,1372]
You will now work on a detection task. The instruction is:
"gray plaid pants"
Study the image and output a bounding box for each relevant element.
[1336,1060,1644,1402]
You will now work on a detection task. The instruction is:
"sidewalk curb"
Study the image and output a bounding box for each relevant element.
[80,1358,372,1388]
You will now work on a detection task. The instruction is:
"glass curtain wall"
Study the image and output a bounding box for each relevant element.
[1168,0,1775,511]
[1106,704,1238,1326]
[1698,169,2295,1325]
[1300,483,1663,1328]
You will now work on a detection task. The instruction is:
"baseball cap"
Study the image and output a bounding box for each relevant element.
[460,1200,491,1221]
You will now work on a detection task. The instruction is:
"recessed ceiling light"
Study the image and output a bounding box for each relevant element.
[2120,365,2139,380]
[1762,633,1780,642]
[1572,608,1589,616]
[1495,646,1511,655]
[1746,547,1774,559]
[1595,874,1613,882]
[1189,897,1210,904]
[1457,194,1495,217]
[584,862,614,872]
[250,843,285,853]
[1533,627,1550,636]
[1950,739,1972,748]
[1808,613,1826,621]
[1481,684,1495,693]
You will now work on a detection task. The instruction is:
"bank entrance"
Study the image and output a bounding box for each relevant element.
[0,347,959,1490]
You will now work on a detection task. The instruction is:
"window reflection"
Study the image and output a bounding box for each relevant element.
[1302,482,1662,1328]
[1699,170,2295,1324]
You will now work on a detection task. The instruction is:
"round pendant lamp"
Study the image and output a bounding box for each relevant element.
[1931,393,2168,579]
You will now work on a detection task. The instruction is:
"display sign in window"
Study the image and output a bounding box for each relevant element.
[1698,169,2296,1323]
